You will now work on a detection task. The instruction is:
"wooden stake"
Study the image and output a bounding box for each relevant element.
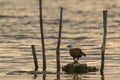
[31,45,39,71]
[100,10,107,75]
[56,7,63,74]
[39,0,46,72]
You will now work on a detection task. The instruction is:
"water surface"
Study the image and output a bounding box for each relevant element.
[0,0,120,80]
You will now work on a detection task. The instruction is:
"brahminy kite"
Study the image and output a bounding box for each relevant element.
[67,45,86,63]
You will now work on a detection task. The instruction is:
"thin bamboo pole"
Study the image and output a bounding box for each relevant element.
[56,7,63,74]
[31,45,39,71]
[100,10,107,75]
[39,0,46,72]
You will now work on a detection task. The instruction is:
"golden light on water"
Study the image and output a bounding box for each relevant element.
[0,0,120,79]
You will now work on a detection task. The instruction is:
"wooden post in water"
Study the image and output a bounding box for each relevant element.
[39,0,46,72]
[100,10,107,75]
[56,7,63,74]
[31,45,39,71]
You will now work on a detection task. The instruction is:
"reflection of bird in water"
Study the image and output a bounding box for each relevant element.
[67,45,86,63]
[73,74,79,80]
[73,73,82,80]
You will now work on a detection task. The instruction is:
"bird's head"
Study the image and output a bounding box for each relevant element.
[66,45,73,49]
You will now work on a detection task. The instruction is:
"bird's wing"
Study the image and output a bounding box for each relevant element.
[70,48,82,57]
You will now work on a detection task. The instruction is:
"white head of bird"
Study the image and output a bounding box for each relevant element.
[67,45,73,49]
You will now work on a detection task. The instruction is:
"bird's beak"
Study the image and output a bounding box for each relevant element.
[66,45,69,48]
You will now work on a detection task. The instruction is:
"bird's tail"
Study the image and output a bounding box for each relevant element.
[82,52,86,56]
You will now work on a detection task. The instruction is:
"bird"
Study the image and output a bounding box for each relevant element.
[67,45,86,63]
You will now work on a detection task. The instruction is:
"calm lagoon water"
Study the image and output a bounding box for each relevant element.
[0,0,120,80]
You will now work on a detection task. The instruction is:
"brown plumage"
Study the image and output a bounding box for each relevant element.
[67,45,86,63]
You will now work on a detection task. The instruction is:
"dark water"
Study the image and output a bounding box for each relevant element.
[0,0,120,80]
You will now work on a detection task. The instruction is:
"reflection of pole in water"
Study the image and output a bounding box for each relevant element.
[33,74,37,79]
[43,73,46,80]
[33,71,38,79]
[57,72,60,80]
[101,74,105,80]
